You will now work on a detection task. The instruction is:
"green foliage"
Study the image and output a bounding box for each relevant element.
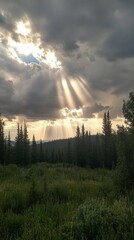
[0,113,5,164]
[115,126,134,191]
[0,210,24,240]
[102,111,112,136]
[27,179,43,206]
[0,164,133,240]
[61,199,134,240]
[102,111,115,169]
[49,184,70,203]
[123,91,134,131]
[15,123,30,165]
[1,189,26,214]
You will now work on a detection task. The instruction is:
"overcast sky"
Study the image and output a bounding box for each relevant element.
[0,0,134,140]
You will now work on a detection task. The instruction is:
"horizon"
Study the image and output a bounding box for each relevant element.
[4,114,124,141]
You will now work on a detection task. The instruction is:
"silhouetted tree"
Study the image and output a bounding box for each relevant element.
[31,134,37,163]
[102,111,113,168]
[15,123,30,165]
[23,122,30,164]
[116,92,134,190]
[123,91,134,132]
[0,113,5,164]
[39,140,44,162]
[6,131,13,164]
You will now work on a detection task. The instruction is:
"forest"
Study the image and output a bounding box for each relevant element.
[0,92,134,239]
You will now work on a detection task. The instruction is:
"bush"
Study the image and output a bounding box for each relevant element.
[61,199,134,240]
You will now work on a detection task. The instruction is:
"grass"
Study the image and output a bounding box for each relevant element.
[0,163,133,239]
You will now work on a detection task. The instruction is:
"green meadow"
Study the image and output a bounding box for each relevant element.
[0,163,134,240]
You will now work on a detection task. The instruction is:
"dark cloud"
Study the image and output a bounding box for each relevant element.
[83,104,110,118]
[0,66,61,120]
[0,0,134,122]
[0,11,15,32]
[99,9,134,60]
[63,41,79,52]
[0,76,14,114]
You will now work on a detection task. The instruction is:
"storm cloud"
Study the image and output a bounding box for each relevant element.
[0,0,134,123]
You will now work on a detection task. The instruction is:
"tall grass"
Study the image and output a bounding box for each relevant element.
[0,163,133,240]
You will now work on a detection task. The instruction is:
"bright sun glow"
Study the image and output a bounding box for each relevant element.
[8,38,43,63]
[16,20,31,36]
[44,51,61,69]
[7,18,62,67]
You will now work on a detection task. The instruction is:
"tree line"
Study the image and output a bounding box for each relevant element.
[0,92,134,189]
[0,111,115,168]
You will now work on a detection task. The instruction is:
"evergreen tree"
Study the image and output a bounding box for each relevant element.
[23,122,30,164]
[116,92,134,190]
[6,131,12,164]
[76,126,80,138]
[122,91,134,132]
[81,124,87,167]
[82,124,85,138]
[39,140,44,162]
[0,114,5,164]
[31,134,37,163]
[116,125,134,190]
[15,124,24,165]
[75,126,82,166]
[15,123,30,165]
[102,111,112,136]
[102,111,113,168]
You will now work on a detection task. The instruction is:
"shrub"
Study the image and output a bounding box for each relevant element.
[61,199,134,240]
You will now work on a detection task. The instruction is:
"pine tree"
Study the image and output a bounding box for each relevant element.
[81,124,87,167]
[39,140,44,162]
[76,126,80,138]
[6,131,12,164]
[102,111,112,136]
[75,126,81,166]
[82,124,85,138]
[15,123,24,165]
[15,123,30,165]
[116,92,134,190]
[102,111,113,168]
[122,91,134,132]
[31,134,37,163]
[23,122,30,164]
[0,113,5,164]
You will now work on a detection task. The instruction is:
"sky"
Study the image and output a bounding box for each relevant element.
[0,0,134,141]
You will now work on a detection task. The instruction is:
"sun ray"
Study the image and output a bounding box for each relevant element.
[78,78,91,99]
[56,78,67,108]
[69,78,89,105]
[61,78,75,109]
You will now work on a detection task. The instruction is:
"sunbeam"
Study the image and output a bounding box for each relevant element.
[70,78,88,105]
[61,78,75,109]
